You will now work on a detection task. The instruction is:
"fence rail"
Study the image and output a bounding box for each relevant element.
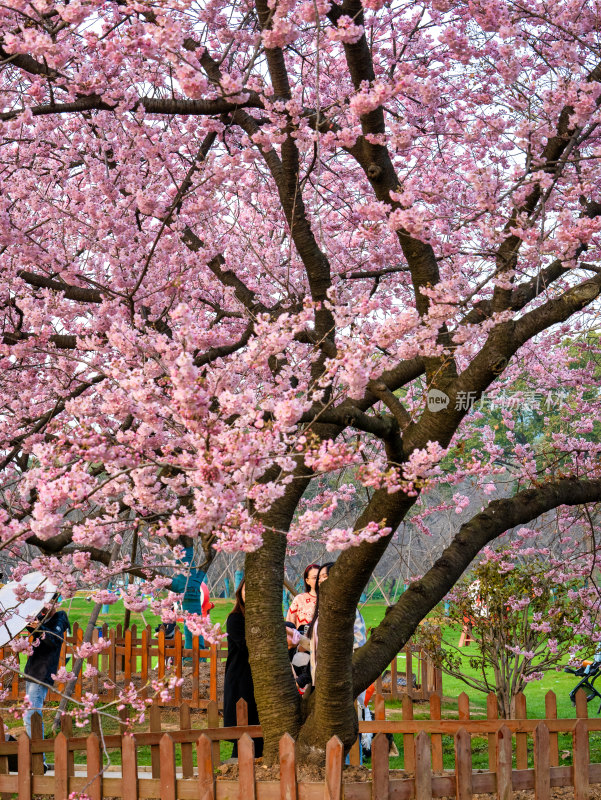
[0,689,598,799]
[0,623,441,708]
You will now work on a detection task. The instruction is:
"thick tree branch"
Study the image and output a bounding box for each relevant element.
[299,405,399,439]
[0,93,265,122]
[0,46,62,79]
[193,322,254,367]
[2,331,78,349]
[326,0,455,385]
[17,271,103,303]
[352,477,601,694]
[367,380,411,429]
[491,60,601,312]
[182,229,269,315]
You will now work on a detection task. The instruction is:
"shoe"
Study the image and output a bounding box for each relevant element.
[389,741,399,757]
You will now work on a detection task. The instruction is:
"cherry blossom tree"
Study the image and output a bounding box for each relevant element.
[2,0,601,762]
[418,538,600,718]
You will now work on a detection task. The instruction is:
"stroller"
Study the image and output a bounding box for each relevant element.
[565,650,601,713]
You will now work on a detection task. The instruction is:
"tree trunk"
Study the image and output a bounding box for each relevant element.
[295,578,358,761]
[244,466,314,763]
[296,489,416,760]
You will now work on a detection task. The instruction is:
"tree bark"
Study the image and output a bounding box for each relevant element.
[244,468,314,762]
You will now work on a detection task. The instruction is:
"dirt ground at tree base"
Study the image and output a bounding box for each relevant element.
[217,760,372,782]
[216,763,601,799]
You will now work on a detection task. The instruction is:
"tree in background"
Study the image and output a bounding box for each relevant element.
[419,538,600,717]
[2,0,601,762]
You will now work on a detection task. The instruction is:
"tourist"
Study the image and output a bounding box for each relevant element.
[223,579,263,758]
[170,547,206,661]
[308,562,367,683]
[286,563,320,636]
[24,599,70,759]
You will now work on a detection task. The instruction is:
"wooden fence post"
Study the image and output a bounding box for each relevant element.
[210,642,218,703]
[131,624,138,675]
[74,626,84,701]
[371,733,389,800]
[421,650,428,702]
[236,698,249,726]
[122,735,139,800]
[158,630,166,682]
[180,702,194,778]
[91,709,101,737]
[324,736,343,800]
[53,636,67,701]
[239,734,256,800]
[279,733,297,800]
[108,630,116,700]
[349,703,360,766]
[573,719,590,800]
[124,628,133,683]
[174,628,183,705]
[86,732,103,800]
[545,691,558,767]
[160,734,177,800]
[402,694,415,773]
[575,688,588,720]
[496,725,513,800]
[458,692,470,721]
[374,693,385,721]
[192,636,200,707]
[54,731,69,800]
[0,717,8,800]
[435,664,443,698]
[30,712,44,776]
[487,693,498,772]
[207,699,221,766]
[455,727,472,800]
[60,715,75,777]
[141,627,149,697]
[514,693,528,770]
[414,731,432,800]
[430,693,443,771]
[198,733,215,800]
[150,702,162,779]
[17,733,31,800]
[534,722,550,800]
[405,647,413,700]
[391,653,398,700]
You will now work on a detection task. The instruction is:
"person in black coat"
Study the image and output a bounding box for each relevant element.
[223,579,263,758]
[23,599,70,767]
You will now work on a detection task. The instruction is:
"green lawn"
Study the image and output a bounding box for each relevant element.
[61,596,589,721]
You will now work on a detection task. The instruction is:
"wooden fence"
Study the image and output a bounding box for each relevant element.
[375,644,442,702]
[0,689,598,799]
[0,623,441,708]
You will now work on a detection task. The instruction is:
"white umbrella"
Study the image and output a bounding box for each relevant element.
[0,571,58,647]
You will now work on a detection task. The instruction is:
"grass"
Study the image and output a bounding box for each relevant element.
[56,596,601,722]
[9,598,601,770]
